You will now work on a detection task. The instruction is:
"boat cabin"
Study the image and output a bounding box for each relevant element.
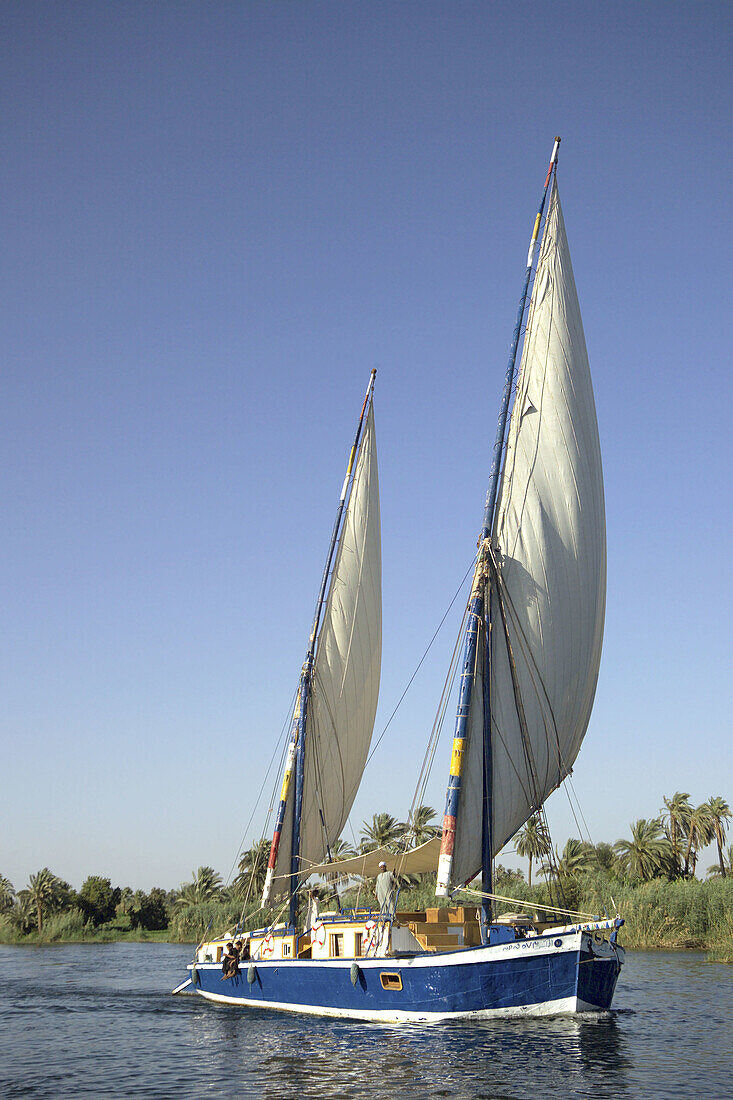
[195,906,532,964]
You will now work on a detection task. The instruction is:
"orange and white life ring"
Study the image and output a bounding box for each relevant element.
[363,920,378,952]
[261,933,274,958]
[312,921,326,947]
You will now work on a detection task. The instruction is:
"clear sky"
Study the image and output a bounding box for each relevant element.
[2,1,731,892]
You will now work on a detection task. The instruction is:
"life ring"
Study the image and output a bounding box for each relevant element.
[313,921,326,947]
[363,920,378,952]
[261,933,274,958]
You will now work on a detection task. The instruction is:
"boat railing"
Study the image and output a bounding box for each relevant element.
[307,908,378,926]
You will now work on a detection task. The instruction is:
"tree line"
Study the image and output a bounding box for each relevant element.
[514,792,732,888]
[0,872,172,936]
[2,792,729,941]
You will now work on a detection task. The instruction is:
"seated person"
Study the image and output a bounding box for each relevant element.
[221,941,239,980]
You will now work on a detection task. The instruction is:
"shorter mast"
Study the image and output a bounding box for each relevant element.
[261,370,377,918]
[435,140,560,939]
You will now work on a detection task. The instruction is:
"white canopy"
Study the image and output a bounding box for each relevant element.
[306,836,443,880]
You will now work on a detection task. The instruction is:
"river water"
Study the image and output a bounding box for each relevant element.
[1,943,731,1098]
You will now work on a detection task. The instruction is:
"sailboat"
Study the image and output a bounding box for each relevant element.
[176,139,625,1021]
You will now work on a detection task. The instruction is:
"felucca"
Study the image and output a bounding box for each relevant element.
[175,139,625,1021]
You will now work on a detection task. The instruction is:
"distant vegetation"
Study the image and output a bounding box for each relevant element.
[2,793,731,961]
[0,872,173,945]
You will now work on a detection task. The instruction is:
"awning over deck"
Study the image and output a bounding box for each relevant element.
[304,836,442,880]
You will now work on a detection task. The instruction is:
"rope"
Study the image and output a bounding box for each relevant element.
[365,555,477,770]
[224,687,296,887]
[563,773,595,846]
[226,689,297,931]
[457,886,602,921]
[328,555,476,896]
[394,600,469,880]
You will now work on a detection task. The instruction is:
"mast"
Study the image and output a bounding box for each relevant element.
[436,139,561,942]
[261,369,377,923]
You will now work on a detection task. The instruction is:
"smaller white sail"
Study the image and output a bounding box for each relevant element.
[266,404,382,896]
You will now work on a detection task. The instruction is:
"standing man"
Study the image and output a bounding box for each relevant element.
[375,861,398,916]
[305,887,320,932]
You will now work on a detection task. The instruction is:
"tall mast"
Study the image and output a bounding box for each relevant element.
[436,140,560,943]
[261,369,377,922]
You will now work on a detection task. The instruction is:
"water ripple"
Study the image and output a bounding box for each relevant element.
[0,944,731,1098]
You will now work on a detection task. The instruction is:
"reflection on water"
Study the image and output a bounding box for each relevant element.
[1,944,731,1099]
[226,1012,630,1100]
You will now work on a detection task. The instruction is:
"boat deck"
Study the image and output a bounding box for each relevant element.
[196,905,575,964]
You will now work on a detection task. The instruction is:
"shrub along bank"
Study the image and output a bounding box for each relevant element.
[3,871,732,962]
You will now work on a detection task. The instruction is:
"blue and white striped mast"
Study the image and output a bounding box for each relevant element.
[436,139,561,943]
[261,370,377,928]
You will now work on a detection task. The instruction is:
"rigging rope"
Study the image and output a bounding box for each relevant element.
[333,554,477,893]
[395,599,470,880]
[457,886,603,922]
[364,555,478,770]
[222,687,298,932]
[225,687,297,884]
[564,773,595,846]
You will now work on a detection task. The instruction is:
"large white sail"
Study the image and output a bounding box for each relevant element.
[489,177,606,855]
[268,404,381,895]
[445,177,605,887]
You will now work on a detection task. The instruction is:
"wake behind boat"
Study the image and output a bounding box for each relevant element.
[176,138,625,1021]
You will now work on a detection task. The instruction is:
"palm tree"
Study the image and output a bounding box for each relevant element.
[514,814,552,887]
[117,886,134,916]
[322,838,358,889]
[403,805,439,847]
[706,797,732,877]
[661,792,692,875]
[707,843,733,878]
[26,868,63,932]
[359,812,405,853]
[327,837,358,866]
[232,839,271,899]
[591,842,615,872]
[175,866,223,907]
[13,891,37,934]
[683,803,715,877]
[0,875,15,914]
[549,838,596,880]
[614,819,673,882]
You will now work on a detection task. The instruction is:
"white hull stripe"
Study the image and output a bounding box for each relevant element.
[192,989,604,1023]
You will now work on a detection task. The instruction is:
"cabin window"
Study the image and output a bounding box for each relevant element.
[329,933,344,957]
[354,933,363,957]
[282,941,291,958]
[380,972,403,991]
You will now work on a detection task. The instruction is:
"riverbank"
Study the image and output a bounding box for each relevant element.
[3,877,732,962]
[0,925,172,946]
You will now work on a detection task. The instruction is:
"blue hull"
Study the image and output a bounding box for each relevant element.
[187,933,623,1022]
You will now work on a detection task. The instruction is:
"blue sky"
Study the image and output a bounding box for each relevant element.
[2,1,731,891]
